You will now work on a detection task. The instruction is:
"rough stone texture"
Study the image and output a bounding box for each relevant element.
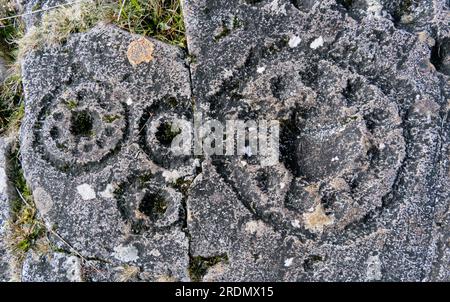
[182,0,449,281]
[22,251,83,282]
[19,25,192,281]
[0,137,14,281]
[10,0,450,281]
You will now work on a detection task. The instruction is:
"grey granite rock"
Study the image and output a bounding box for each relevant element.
[0,137,14,281]
[20,25,192,281]
[22,251,83,282]
[15,0,450,281]
[182,0,449,281]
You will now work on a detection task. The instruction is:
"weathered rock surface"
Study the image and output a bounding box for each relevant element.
[19,25,192,281]
[0,137,14,281]
[22,251,83,282]
[182,0,449,281]
[2,0,447,281]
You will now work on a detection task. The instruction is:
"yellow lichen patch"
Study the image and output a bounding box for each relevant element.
[303,204,334,233]
[127,38,155,67]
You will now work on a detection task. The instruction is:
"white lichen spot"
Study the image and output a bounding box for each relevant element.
[310,36,324,49]
[162,170,181,182]
[291,219,301,228]
[257,66,266,73]
[379,142,386,150]
[112,244,139,262]
[264,0,287,15]
[366,0,383,18]
[193,158,201,168]
[126,97,133,106]
[150,249,161,257]
[366,255,382,281]
[223,69,233,78]
[280,182,285,189]
[33,187,53,216]
[244,220,268,236]
[289,35,302,48]
[331,156,339,162]
[76,183,96,200]
[99,184,115,199]
[303,204,334,233]
[284,257,294,267]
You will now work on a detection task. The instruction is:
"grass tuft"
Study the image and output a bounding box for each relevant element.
[116,265,140,282]
[7,145,48,260]
[1,0,187,133]
[1,0,24,135]
[16,0,187,60]
[0,75,24,134]
[115,0,186,48]
[16,0,115,61]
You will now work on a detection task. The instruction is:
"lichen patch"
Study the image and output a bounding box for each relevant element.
[112,244,139,262]
[310,36,324,49]
[127,38,155,67]
[76,183,96,200]
[303,204,334,233]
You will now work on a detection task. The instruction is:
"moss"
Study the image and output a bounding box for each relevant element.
[70,110,93,137]
[167,96,179,107]
[187,54,197,64]
[232,16,243,29]
[113,182,126,197]
[66,99,78,110]
[139,191,168,221]
[171,177,192,196]
[342,115,359,125]
[138,172,153,184]
[188,254,228,282]
[155,122,182,146]
[302,255,324,271]
[102,114,121,123]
